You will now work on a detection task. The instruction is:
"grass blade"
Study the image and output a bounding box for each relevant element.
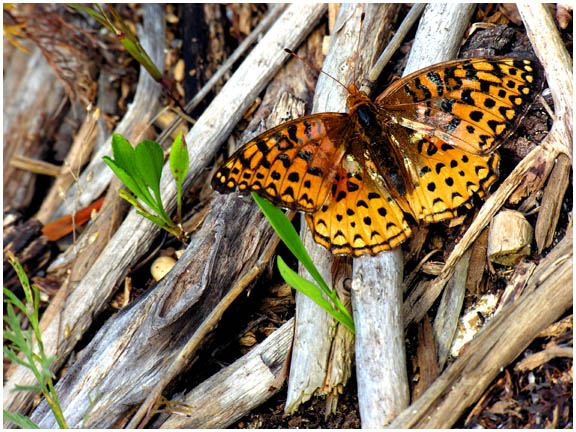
[2,411,39,429]
[278,257,355,333]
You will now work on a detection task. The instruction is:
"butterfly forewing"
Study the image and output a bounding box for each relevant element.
[212,114,349,212]
[376,58,545,154]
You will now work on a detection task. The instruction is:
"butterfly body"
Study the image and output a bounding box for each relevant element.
[212,57,544,256]
[345,86,411,197]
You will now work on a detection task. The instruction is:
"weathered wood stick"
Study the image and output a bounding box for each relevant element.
[286,3,401,416]
[353,4,476,427]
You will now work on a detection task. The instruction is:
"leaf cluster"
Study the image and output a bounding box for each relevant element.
[103,133,189,240]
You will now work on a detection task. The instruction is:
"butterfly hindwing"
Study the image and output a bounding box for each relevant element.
[305,159,412,256]
[391,126,500,222]
[212,114,349,212]
[376,57,545,154]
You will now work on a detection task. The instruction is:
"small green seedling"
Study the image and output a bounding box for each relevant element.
[68,4,162,81]
[252,193,355,333]
[103,132,189,240]
[3,251,68,428]
[68,3,184,110]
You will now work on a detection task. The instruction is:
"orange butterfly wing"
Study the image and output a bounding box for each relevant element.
[212,114,349,212]
[383,124,500,223]
[305,158,412,256]
[371,57,543,223]
[375,58,545,154]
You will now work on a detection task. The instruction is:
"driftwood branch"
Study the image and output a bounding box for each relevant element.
[353,4,477,427]
[4,39,66,210]
[366,3,425,87]
[352,248,408,426]
[409,3,479,379]
[433,248,471,368]
[286,5,363,414]
[156,319,294,429]
[285,4,402,417]
[519,4,573,253]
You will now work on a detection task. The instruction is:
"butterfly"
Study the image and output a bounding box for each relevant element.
[212,57,545,256]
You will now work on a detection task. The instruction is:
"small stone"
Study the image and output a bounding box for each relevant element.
[151,256,177,281]
[487,209,533,266]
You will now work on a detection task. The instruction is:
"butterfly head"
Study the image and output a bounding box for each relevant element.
[346,83,371,114]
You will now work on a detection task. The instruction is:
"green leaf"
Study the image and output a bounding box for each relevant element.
[40,358,57,379]
[119,36,163,81]
[251,193,330,292]
[13,384,44,393]
[104,133,185,237]
[2,410,39,429]
[104,4,138,40]
[6,252,34,306]
[169,132,189,222]
[136,211,170,230]
[6,355,34,371]
[3,287,26,314]
[67,4,110,30]
[4,303,25,341]
[278,257,354,333]
[31,284,40,327]
[103,156,156,210]
[277,257,328,306]
[102,4,163,81]
[3,346,24,363]
[3,330,21,346]
[134,140,165,205]
[110,134,137,174]
[117,189,143,209]
[133,139,173,223]
[169,132,189,188]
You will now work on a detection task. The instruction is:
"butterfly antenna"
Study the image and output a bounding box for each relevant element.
[284,48,348,92]
[353,12,365,86]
